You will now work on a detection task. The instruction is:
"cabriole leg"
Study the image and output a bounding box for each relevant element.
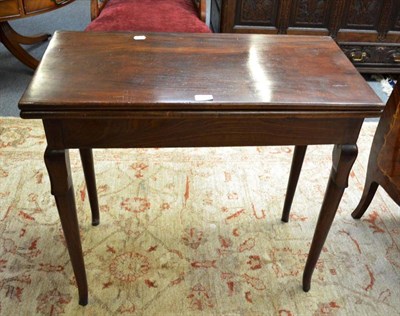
[44,147,88,306]
[303,144,358,292]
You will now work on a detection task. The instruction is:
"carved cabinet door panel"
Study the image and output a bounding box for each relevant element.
[238,0,279,24]
[394,8,400,31]
[215,0,400,72]
[343,0,382,28]
[286,0,333,36]
[387,2,400,41]
[337,0,391,42]
[221,0,281,33]
[337,0,400,69]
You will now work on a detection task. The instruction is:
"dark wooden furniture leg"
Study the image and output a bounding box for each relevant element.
[352,82,400,219]
[303,144,358,292]
[282,145,307,222]
[44,147,88,306]
[20,31,384,303]
[79,148,100,226]
[351,178,379,219]
[0,21,50,69]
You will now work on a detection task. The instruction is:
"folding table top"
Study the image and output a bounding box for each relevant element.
[19,31,383,118]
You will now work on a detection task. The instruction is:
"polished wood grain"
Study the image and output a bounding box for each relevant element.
[19,31,383,305]
[0,0,20,20]
[211,0,400,73]
[0,0,74,69]
[20,32,382,113]
[352,82,400,219]
[39,117,364,148]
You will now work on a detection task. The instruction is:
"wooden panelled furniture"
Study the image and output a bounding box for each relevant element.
[352,82,400,218]
[210,0,400,73]
[0,0,74,69]
[19,31,383,305]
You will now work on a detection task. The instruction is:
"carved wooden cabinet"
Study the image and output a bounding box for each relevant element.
[210,0,400,73]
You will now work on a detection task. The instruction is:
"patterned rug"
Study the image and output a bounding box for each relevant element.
[0,117,399,315]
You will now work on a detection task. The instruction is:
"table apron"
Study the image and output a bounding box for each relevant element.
[43,117,364,149]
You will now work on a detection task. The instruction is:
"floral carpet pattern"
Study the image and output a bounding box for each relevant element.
[0,117,399,315]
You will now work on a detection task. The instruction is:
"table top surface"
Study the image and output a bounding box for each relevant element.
[19,31,383,116]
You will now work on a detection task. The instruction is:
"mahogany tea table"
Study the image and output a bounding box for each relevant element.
[19,31,383,305]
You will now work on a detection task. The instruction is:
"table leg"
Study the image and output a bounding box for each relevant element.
[281,145,307,222]
[44,148,88,306]
[302,144,357,292]
[79,148,100,226]
[0,21,50,69]
[351,180,379,219]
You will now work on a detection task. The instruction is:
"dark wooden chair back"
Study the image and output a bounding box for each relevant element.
[352,81,400,218]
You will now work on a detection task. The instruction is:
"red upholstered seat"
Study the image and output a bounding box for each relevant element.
[86,0,211,33]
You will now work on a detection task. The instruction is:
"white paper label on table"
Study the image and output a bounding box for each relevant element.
[195,95,213,101]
